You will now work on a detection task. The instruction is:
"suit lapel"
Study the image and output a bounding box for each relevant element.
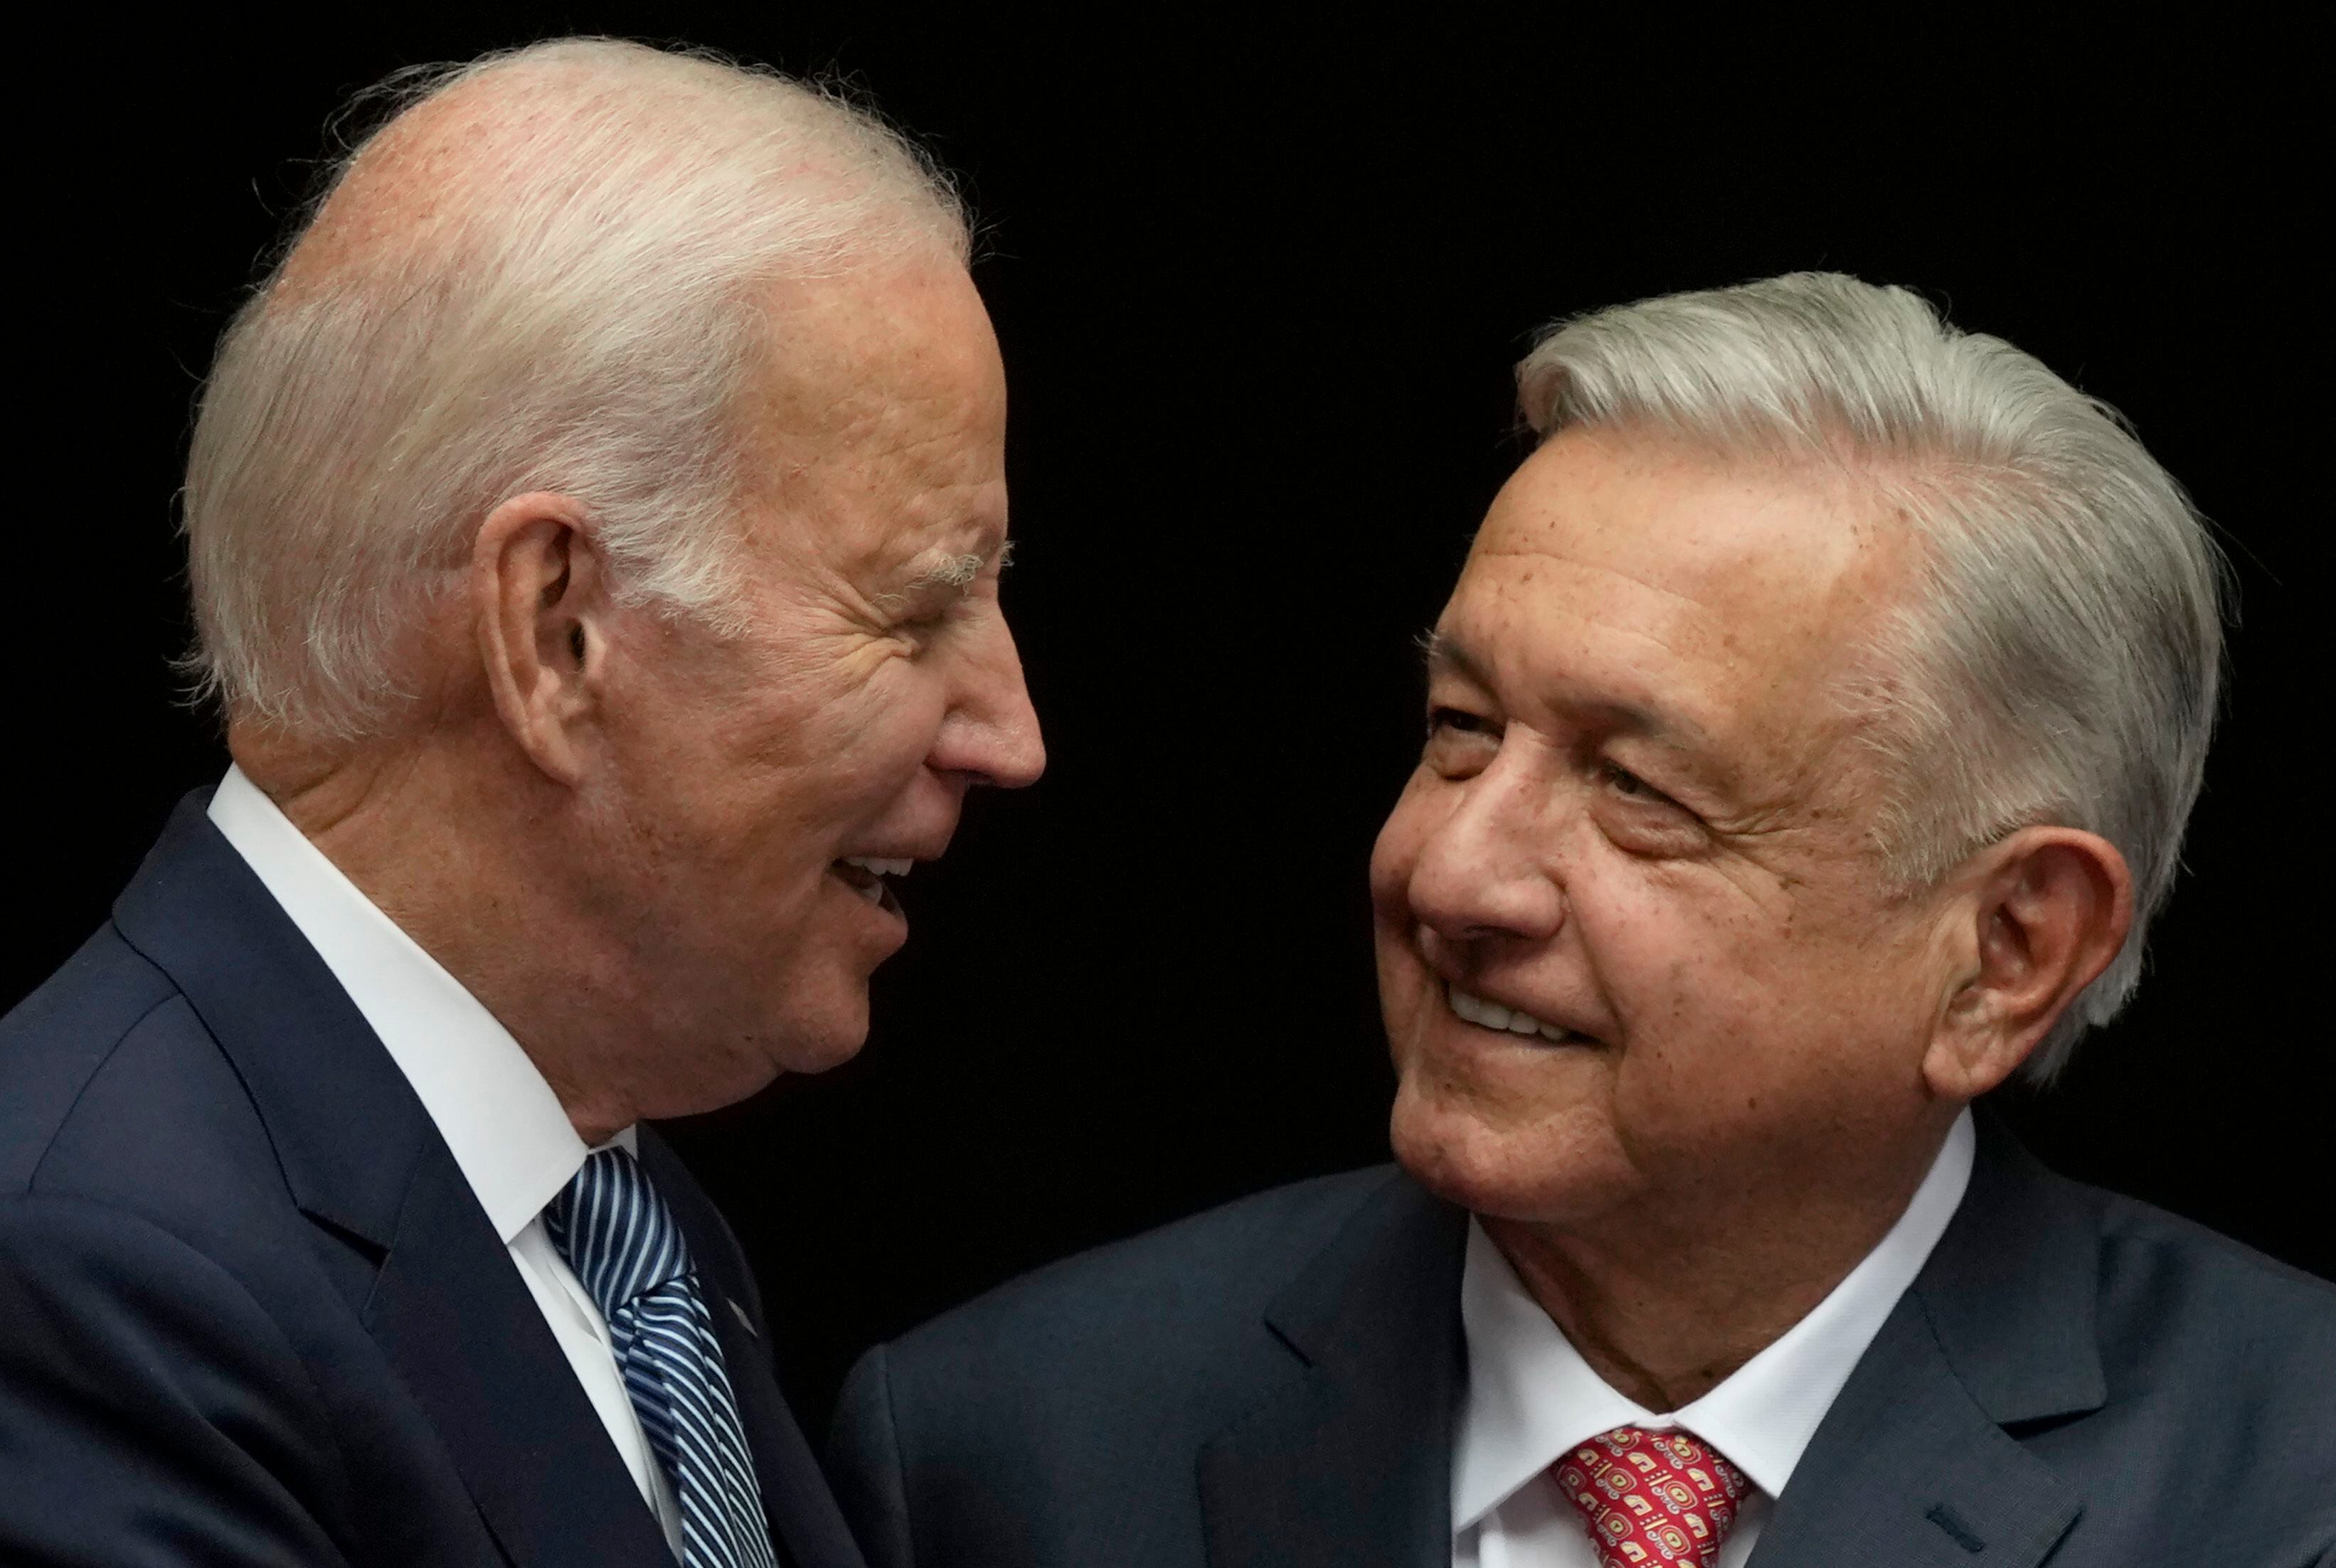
[1198,1173,1468,1568]
[639,1131,866,1568]
[113,796,673,1568]
[364,1146,677,1567]
[1748,1114,2103,1567]
[1743,1306,2081,1567]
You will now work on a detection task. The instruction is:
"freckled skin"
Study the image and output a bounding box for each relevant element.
[1371,427,1966,1407]
[566,261,1046,1099]
[239,90,1046,1143]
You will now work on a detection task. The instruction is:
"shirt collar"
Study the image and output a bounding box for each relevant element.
[1453,1109,1975,1527]
[207,765,602,1243]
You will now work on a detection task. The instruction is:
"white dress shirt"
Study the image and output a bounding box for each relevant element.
[208,766,684,1557]
[1453,1111,1975,1568]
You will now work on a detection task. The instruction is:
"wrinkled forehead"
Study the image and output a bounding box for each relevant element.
[750,262,1006,452]
[1445,430,1913,744]
[735,262,1009,559]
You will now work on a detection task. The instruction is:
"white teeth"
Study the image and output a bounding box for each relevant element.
[1448,986,1580,1045]
[835,855,907,904]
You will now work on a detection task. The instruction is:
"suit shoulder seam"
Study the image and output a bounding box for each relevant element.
[21,986,189,1195]
[2098,1193,2336,1300]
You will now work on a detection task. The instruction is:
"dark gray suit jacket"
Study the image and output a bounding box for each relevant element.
[1,795,865,1568]
[827,1119,2335,1567]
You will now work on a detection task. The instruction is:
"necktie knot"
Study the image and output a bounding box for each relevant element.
[545,1146,694,1320]
[1554,1425,1748,1568]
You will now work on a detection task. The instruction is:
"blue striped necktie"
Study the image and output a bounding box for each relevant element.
[546,1146,777,1568]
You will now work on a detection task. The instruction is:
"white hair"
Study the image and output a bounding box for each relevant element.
[181,38,970,742]
[1517,272,2226,1081]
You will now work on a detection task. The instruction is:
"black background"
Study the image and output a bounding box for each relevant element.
[14,11,2321,1427]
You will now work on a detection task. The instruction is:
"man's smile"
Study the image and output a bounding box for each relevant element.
[1444,981,1600,1047]
[829,856,913,923]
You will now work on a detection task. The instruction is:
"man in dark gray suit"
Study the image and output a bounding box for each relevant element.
[824,274,2336,1568]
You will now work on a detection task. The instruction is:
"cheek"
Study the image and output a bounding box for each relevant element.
[1389,1045,1640,1225]
[1551,865,1774,1104]
[1577,855,1785,1025]
[1592,872,1926,1135]
[753,657,941,828]
[598,654,901,912]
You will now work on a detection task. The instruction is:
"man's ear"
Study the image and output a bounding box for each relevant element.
[1923,826,2134,1101]
[472,492,608,784]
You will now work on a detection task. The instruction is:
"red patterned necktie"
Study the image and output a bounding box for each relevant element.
[1554,1426,1750,1568]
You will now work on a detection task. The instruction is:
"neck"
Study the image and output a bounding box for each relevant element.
[232,721,639,1146]
[1482,1119,1952,1412]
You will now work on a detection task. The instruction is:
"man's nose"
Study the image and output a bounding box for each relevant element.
[1405,745,1563,946]
[933,616,1046,789]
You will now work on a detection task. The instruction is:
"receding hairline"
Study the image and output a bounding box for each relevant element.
[179,36,975,744]
[274,44,962,309]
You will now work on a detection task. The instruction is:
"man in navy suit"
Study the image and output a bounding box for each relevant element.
[1,38,1041,1568]
[824,276,2336,1566]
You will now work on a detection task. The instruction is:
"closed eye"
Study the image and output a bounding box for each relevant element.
[1602,760,1684,811]
[1428,705,1497,737]
[896,581,983,636]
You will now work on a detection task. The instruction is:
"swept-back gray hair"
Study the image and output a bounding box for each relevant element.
[1517,272,2226,1081]
[182,38,970,742]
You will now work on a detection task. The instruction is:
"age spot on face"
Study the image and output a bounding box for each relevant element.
[1373,427,1940,1231]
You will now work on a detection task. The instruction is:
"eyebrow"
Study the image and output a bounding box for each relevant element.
[899,538,1014,599]
[1421,629,1708,751]
[1419,629,1489,688]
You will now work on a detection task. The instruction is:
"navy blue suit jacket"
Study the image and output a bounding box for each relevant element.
[829,1121,2336,1567]
[0,794,866,1568]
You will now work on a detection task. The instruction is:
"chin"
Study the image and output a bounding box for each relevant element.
[743,1004,866,1078]
[780,1024,869,1077]
[638,1001,868,1120]
[1389,1073,1636,1227]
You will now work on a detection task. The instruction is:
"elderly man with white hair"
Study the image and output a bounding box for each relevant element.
[1,38,1039,1568]
[824,274,2336,1568]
